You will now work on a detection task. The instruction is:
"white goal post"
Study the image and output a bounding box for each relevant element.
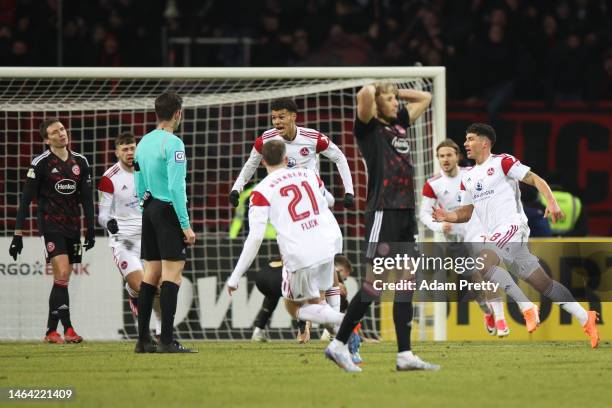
[0,67,446,341]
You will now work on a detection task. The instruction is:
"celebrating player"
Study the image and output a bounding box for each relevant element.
[432,123,600,348]
[229,98,354,209]
[97,132,162,338]
[226,140,345,345]
[419,139,510,337]
[9,119,95,344]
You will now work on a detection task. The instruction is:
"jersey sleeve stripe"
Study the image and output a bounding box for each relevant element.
[71,151,90,165]
[31,150,51,165]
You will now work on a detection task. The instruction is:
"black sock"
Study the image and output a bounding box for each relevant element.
[46,284,61,334]
[296,319,307,332]
[160,281,180,345]
[336,285,379,343]
[393,290,414,353]
[255,296,280,329]
[56,285,72,332]
[137,282,156,342]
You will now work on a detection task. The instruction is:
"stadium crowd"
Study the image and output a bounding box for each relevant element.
[0,0,610,101]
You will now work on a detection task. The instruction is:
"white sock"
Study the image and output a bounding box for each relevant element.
[543,281,588,325]
[488,266,534,312]
[325,287,341,312]
[488,299,505,321]
[331,338,347,348]
[153,295,162,335]
[297,303,344,326]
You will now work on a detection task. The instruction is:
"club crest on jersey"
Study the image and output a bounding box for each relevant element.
[72,165,80,175]
[299,147,309,156]
[287,157,297,168]
[475,180,484,191]
[120,261,128,270]
[174,151,185,163]
[394,124,407,135]
[55,179,77,195]
[487,167,495,176]
[46,242,55,253]
[391,136,410,154]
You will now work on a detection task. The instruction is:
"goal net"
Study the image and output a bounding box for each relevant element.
[0,67,445,341]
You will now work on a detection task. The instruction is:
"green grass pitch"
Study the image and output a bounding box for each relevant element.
[1,341,610,408]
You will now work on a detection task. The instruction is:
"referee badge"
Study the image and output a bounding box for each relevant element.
[174,151,185,163]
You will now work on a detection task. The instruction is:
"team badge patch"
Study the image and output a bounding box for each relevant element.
[487,167,495,176]
[47,242,56,253]
[72,165,80,175]
[27,168,36,179]
[120,261,128,270]
[174,151,185,163]
[300,147,309,156]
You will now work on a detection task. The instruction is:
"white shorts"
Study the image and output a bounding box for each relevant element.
[484,223,540,279]
[109,235,143,278]
[281,260,334,302]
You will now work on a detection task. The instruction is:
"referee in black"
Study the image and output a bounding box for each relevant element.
[326,83,439,371]
[133,92,196,353]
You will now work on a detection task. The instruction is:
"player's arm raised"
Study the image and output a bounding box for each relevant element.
[356,84,376,124]
[521,170,564,223]
[78,157,96,250]
[226,195,270,294]
[9,162,41,259]
[317,134,355,207]
[398,89,432,125]
[230,137,264,206]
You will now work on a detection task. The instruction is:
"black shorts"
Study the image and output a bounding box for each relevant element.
[364,209,417,259]
[43,234,82,264]
[255,260,282,298]
[141,199,187,261]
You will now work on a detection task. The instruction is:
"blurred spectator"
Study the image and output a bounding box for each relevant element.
[520,184,552,237]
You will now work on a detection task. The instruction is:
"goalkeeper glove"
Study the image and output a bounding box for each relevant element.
[9,235,23,261]
[229,190,240,207]
[343,193,355,209]
[106,219,119,234]
[84,230,95,251]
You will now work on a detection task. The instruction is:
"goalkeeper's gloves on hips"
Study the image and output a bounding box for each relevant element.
[84,230,95,251]
[343,193,355,209]
[229,190,240,207]
[9,235,23,260]
[106,219,119,234]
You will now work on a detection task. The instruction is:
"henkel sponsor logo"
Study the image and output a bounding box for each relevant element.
[55,179,77,195]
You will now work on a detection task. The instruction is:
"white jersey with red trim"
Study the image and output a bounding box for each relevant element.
[97,163,141,236]
[420,168,485,240]
[231,126,354,195]
[252,168,342,271]
[460,154,530,234]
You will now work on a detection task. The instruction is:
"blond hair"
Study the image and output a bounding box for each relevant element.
[374,82,398,97]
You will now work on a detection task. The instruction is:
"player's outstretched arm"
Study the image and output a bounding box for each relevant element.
[432,204,474,224]
[230,146,264,204]
[521,171,564,223]
[10,163,41,259]
[226,205,268,294]
[318,138,355,197]
[398,89,432,125]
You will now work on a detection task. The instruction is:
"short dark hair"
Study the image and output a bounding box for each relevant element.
[466,123,496,145]
[334,254,352,273]
[115,132,136,148]
[436,138,460,155]
[39,118,61,140]
[262,140,286,166]
[155,92,183,121]
[270,98,298,113]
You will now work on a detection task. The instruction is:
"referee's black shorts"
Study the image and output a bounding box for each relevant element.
[141,198,187,261]
[364,209,417,260]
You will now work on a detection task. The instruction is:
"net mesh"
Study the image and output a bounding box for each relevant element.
[1,75,438,340]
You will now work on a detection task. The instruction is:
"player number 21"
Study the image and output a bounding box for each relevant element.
[280,182,320,222]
